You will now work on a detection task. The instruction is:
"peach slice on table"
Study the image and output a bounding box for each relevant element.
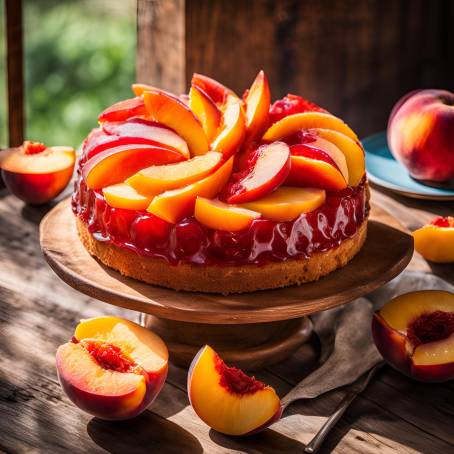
[412,216,454,263]
[102,118,190,159]
[240,187,326,222]
[144,89,209,156]
[263,112,359,142]
[188,345,282,436]
[126,151,223,196]
[0,141,75,204]
[311,128,365,186]
[243,70,271,143]
[103,183,152,210]
[189,85,222,142]
[147,157,233,223]
[372,290,454,382]
[194,197,261,231]
[191,73,239,105]
[220,142,291,204]
[98,97,147,123]
[83,144,184,190]
[56,316,168,420]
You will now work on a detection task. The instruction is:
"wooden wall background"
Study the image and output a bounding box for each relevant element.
[137,0,454,137]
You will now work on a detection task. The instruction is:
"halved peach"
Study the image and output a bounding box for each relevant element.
[188,345,282,436]
[210,97,246,158]
[372,290,454,382]
[103,183,152,210]
[263,112,358,142]
[147,157,233,223]
[143,89,209,156]
[194,197,261,231]
[83,144,184,190]
[220,142,291,204]
[126,151,223,196]
[312,128,365,186]
[412,216,454,263]
[56,316,168,420]
[98,97,147,123]
[240,187,326,222]
[0,141,75,204]
[189,85,222,142]
[191,73,239,105]
[102,118,190,158]
[244,70,270,143]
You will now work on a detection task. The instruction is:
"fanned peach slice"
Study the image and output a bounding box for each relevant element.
[191,73,239,105]
[312,128,365,186]
[102,118,190,158]
[56,316,168,420]
[263,112,358,142]
[240,187,326,222]
[189,85,222,142]
[188,345,282,436]
[83,144,184,190]
[98,97,146,123]
[195,197,260,231]
[0,142,75,204]
[372,290,454,382]
[131,83,155,97]
[147,157,233,223]
[220,142,291,204]
[126,151,223,196]
[244,70,270,143]
[211,98,246,158]
[412,216,454,263]
[144,89,209,156]
[103,183,152,210]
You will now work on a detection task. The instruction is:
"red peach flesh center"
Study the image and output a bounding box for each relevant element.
[431,216,454,228]
[22,141,47,155]
[72,338,138,374]
[407,311,454,346]
[214,354,266,395]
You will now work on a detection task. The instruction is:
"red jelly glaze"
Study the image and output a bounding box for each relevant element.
[407,311,454,346]
[214,354,266,395]
[269,94,326,124]
[431,216,454,228]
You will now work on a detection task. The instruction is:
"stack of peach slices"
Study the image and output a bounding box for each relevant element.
[73,71,368,293]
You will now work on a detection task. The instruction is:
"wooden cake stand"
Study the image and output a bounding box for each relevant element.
[40,199,413,370]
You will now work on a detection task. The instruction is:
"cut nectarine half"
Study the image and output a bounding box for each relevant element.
[56,316,168,420]
[188,345,282,436]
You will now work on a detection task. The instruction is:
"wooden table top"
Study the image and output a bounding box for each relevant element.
[1,184,453,454]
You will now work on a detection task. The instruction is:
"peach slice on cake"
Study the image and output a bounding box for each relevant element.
[240,187,326,222]
[98,97,147,123]
[0,141,75,204]
[126,151,223,196]
[191,73,239,105]
[220,142,291,204]
[372,290,454,382]
[195,197,261,231]
[131,83,155,97]
[103,183,152,210]
[188,345,282,436]
[144,89,209,156]
[412,216,454,263]
[147,157,233,223]
[83,144,184,190]
[263,112,358,142]
[56,316,168,420]
[189,85,222,142]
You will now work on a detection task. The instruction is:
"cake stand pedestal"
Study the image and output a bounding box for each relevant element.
[40,200,413,370]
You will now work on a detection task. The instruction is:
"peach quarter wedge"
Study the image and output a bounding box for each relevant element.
[103,183,152,210]
[240,187,326,222]
[195,197,261,231]
[189,85,222,142]
[147,157,234,223]
[372,290,454,382]
[56,316,168,420]
[263,112,359,142]
[126,151,223,196]
[143,89,209,156]
[188,345,282,436]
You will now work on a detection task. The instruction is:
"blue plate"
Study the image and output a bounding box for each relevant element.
[363,131,454,201]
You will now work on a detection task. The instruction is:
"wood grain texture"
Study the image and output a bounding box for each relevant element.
[40,199,413,324]
[1,185,453,452]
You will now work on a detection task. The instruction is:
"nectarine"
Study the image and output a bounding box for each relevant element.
[191,73,239,105]
[98,97,146,123]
